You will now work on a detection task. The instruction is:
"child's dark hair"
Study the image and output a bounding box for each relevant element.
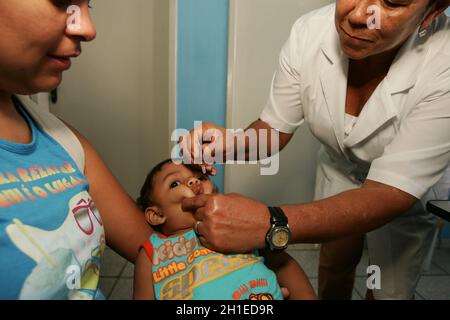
[136,158,173,211]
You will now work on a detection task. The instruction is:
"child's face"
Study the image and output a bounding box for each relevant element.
[146,163,215,235]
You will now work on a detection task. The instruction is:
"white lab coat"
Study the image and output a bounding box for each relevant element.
[260,4,450,299]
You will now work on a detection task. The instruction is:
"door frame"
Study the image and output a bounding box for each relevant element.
[168,0,178,155]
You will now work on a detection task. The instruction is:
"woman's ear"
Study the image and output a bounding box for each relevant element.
[421,0,449,29]
[144,206,167,226]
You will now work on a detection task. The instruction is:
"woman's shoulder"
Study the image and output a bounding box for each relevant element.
[418,14,450,90]
[16,95,85,172]
[286,4,335,63]
[429,13,450,56]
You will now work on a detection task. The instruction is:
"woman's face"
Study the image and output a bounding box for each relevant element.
[0,0,96,95]
[335,0,441,60]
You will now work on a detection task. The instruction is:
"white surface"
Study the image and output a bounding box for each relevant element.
[225,0,333,204]
[344,113,358,137]
[31,93,50,111]
[19,94,50,112]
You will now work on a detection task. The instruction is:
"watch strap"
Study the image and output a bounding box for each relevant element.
[268,206,288,226]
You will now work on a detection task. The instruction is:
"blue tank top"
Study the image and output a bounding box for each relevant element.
[143,229,283,300]
[0,100,105,300]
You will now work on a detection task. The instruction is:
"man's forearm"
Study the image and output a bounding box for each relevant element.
[237,119,292,161]
[282,180,417,243]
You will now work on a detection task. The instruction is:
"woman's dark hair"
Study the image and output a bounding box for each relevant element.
[136,159,173,211]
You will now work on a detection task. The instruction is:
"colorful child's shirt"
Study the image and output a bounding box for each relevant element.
[0,100,105,300]
[142,230,283,300]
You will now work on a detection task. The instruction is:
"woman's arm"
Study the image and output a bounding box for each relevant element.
[181,180,416,253]
[263,251,317,300]
[133,249,155,300]
[69,125,152,262]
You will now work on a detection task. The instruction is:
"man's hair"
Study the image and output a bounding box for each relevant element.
[136,159,173,211]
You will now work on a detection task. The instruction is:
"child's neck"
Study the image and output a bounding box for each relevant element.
[161,226,194,237]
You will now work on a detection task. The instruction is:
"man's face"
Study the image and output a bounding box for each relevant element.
[150,163,215,235]
[335,0,432,59]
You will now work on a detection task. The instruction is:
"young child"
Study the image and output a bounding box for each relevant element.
[133,159,316,300]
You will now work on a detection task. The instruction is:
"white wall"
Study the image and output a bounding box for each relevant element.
[226,0,334,205]
[52,0,170,198]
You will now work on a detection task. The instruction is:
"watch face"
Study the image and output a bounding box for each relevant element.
[271,228,290,248]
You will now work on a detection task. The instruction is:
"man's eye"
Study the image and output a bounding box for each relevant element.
[170,181,181,189]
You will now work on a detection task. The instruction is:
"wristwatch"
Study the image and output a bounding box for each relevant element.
[265,207,291,251]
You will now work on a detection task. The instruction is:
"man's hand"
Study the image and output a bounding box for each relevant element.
[182,193,271,253]
[179,122,228,175]
[177,120,293,176]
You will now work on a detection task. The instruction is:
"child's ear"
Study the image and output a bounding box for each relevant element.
[144,206,166,226]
